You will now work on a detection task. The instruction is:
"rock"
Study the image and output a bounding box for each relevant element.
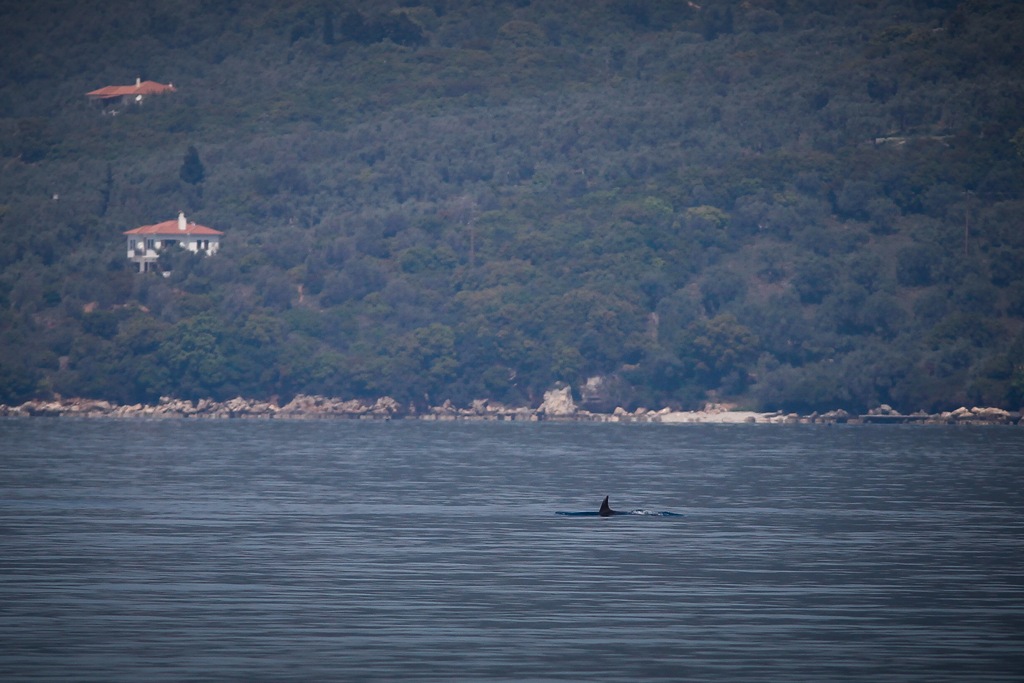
[19,400,63,416]
[971,407,1011,423]
[64,398,112,415]
[370,396,401,417]
[538,386,577,417]
[578,375,627,413]
[280,394,343,417]
[432,399,456,415]
[2,393,1014,426]
[500,406,535,421]
[579,376,607,410]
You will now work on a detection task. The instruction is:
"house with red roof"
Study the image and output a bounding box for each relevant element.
[124,212,223,273]
[86,78,176,108]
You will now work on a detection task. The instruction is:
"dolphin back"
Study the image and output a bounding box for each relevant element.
[599,496,616,516]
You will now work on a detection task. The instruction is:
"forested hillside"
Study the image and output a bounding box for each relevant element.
[2,0,1023,413]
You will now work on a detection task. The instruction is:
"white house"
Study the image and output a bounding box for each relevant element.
[124,212,223,273]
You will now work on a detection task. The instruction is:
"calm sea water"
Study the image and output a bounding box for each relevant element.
[1,419,1022,682]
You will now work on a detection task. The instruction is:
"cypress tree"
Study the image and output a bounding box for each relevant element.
[179,145,205,185]
[323,8,335,45]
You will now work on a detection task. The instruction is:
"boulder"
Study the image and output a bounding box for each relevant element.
[971,407,1011,423]
[578,375,625,413]
[539,386,577,417]
[370,396,402,417]
[432,399,457,415]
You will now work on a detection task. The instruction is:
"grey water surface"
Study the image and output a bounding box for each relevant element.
[1,419,1022,681]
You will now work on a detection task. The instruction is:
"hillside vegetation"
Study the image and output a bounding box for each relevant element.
[1,0,1023,413]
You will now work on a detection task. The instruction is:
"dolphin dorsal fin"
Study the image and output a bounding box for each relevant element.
[600,496,611,516]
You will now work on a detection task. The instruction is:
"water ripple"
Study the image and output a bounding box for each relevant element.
[2,420,1023,681]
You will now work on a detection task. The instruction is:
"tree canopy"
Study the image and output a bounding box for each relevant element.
[1,0,1022,414]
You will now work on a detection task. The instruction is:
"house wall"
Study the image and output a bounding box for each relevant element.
[126,234,221,272]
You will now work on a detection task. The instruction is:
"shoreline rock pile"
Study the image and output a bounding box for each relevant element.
[0,394,1019,425]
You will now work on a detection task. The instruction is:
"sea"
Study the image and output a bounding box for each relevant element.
[1,418,1022,682]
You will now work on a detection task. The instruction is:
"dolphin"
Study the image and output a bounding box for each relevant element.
[556,497,682,517]
[599,495,620,517]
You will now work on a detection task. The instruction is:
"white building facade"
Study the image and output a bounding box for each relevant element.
[124,212,223,273]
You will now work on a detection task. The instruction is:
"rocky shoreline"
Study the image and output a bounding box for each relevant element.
[0,388,1020,425]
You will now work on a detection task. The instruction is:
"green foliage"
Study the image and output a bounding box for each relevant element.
[179,145,205,186]
[81,310,121,339]
[339,10,425,47]
[157,314,235,401]
[896,244,941,287]
[0,356,42,404]
[1013,127,1024,162]
[684,314,759,390]
[1,0,1024,413]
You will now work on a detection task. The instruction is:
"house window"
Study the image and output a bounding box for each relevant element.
[129,239,136,250]
[145,238,155,250]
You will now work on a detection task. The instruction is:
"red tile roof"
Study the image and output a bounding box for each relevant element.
[86,81,177,99]
[124,219,223,236]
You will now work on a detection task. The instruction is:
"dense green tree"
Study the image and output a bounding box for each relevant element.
[683,314,760,391]
[896,244,941,287]
[0,357,41,404]
[157,315,237,401]
[179,145,205,186]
